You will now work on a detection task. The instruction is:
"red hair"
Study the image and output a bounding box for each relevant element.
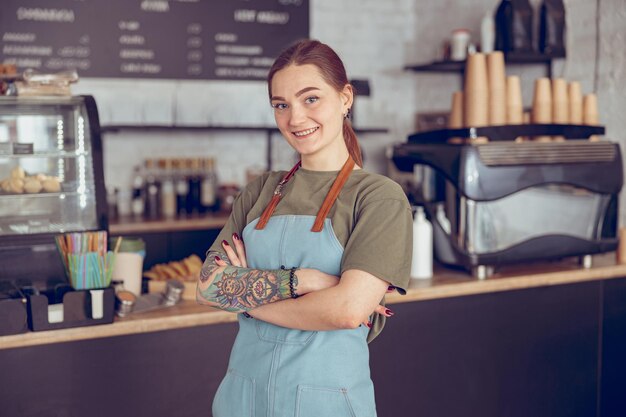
[267,39,362,167]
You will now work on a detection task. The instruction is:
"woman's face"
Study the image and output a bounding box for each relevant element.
[270,64,352,162]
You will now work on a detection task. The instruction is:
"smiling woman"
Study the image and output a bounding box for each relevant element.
[197,39,413,417]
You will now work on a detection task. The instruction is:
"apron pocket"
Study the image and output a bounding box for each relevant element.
[212,369,255,417]
[295,384,356,417]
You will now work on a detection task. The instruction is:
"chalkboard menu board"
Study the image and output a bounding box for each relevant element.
[0,0,309,80]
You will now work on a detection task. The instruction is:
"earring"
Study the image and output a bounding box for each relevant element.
[344,108,351,119]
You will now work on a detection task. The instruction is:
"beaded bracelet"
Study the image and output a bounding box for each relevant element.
[281,265,299,299]
[288,267,299,299]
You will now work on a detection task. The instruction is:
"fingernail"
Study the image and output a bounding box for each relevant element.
[385,308,394,317]
[388,285,395,291]
[233,233,239,241]
[215,256,221,262]
[366,322,372,328]
[222,240,229,246]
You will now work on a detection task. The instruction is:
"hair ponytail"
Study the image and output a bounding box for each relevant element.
[343,118,363,167]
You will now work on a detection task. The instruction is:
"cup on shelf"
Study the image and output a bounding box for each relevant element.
[464,53,489,131]
[450,29,471,61]
[532,77,553,141]
[487,51,506,125]
[552,78,569,123]
[506,76,524,125]
[552,78,569,141]
[568,81,583,124]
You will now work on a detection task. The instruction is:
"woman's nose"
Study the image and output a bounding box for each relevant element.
[289,105,307,126]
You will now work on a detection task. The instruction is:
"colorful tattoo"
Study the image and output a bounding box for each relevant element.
[197,251,292,312]
[199,250,230,283]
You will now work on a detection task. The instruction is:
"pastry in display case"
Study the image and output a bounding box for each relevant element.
[0,95,107,282]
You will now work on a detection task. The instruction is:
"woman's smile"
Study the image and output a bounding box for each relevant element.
[292,126,319,138]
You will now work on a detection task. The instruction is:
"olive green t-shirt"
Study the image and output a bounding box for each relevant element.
[208,167,413,342]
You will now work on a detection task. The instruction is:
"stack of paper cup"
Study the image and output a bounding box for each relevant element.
[568,82,583,124]
[464,53,489,142]
[449,91,464,143]
[584,93,600,141]
[506,76,523,125]
[552,78,569,141]
[532,78,552,141]
[487,52,506,125]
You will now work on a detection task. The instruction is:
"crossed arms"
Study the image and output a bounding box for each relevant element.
[196,234,393,331]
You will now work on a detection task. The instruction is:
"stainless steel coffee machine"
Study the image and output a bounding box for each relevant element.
[392,124,622,278]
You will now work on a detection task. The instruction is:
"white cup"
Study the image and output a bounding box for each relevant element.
[451,29,471,61]
[111,252,144,296]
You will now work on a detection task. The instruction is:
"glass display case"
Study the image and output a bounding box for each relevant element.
[0,96,107,282]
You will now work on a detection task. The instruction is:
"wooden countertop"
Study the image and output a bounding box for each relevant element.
[109,214,229,234]
[2,254,625,350]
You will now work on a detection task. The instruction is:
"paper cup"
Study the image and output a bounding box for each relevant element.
[506,76,523,124]
[464,53,489,128]
[552,78,569,124]
[568,81,583,124]
[487,52,506,125]
[111,252,144,296]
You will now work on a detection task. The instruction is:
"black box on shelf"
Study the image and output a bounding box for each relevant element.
[24,285,115,331]
[0,281,28,336]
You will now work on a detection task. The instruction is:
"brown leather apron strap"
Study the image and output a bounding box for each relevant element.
[255,156,355,232]
[255,160,302,230]
[311,156,355,232]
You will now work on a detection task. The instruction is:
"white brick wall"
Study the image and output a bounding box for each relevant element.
[73,0,626,222]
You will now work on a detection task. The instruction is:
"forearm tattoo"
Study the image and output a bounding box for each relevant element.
[198,250,292,312]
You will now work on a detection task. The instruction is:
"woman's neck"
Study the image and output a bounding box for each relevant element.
[300,143,351,171]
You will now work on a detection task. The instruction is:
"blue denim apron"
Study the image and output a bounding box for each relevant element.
[212,215,376,417]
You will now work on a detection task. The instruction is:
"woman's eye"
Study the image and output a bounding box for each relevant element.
[305,96,319,104]
[272,103,288,110]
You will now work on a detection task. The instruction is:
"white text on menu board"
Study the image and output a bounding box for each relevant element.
[119,20,161,75]
[3,7,89,72]
[214,8,290,79]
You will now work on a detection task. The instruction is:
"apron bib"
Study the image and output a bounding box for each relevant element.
[212,215,377,417]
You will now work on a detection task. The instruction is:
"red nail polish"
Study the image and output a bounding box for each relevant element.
[215,255,221,262]
[366,322,372,328]
[388,286,395,291]
[233,233,239,241]
[222,240,229,246]
[385,308,394,316]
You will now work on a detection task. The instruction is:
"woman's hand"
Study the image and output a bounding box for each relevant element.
[215,233,247,267]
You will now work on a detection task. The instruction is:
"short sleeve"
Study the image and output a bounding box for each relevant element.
[206,174,268,257]
[340,198,413,294]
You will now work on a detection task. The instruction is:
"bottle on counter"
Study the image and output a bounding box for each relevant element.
[143,159,161,220]
[159,158,177,219]
[187,158,202,215]
[201,157,218,213]
[130,165,145,219]
[174,158,190,217]
[410,206,433,279]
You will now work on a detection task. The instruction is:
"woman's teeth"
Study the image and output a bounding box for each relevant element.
[293,127,319,137]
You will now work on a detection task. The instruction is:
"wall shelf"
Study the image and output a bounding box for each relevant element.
[100,124,389,171]
[100,124,388,134]
[405,51,559,78]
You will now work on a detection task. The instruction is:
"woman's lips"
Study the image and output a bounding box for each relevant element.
[292,126,319,139]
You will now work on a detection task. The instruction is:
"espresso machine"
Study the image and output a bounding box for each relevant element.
[392,124,623,278]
